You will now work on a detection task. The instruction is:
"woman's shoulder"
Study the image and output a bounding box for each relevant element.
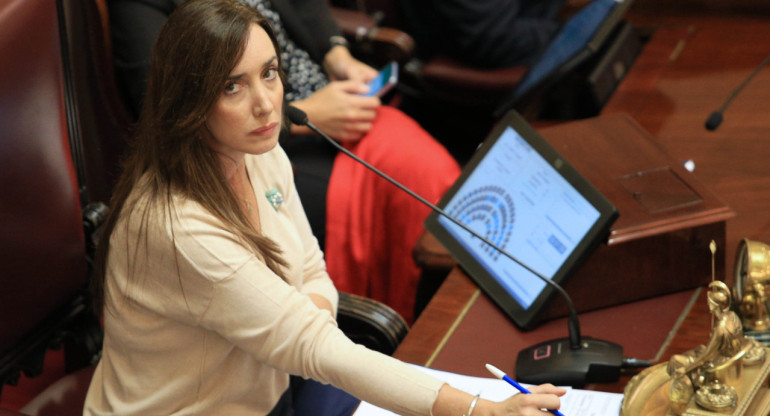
[119,189,255,278]
[118,182,215,237]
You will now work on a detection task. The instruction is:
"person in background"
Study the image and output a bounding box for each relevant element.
[108,0,462,323]
[399,0,568,69]
[84,1,566,414]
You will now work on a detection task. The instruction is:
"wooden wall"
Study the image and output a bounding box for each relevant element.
[629,0,770,15]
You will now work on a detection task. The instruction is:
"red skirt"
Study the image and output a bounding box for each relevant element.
[324,106,461,324]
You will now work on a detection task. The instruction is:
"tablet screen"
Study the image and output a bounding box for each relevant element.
[425,111,618,329]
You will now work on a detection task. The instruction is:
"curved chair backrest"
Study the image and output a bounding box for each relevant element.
[338,292,409,356]
[0,0,97,396]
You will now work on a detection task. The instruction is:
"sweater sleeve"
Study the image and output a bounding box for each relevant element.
[166,210,444,415]
[204,263,444,415]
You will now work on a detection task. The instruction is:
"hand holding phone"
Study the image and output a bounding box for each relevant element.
[363,61,398,97]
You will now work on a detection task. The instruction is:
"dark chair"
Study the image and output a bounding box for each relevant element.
[328,0,642,163]
[338,293,408,356]
[0,0,103,404]
[329,6,415,69]
[0,1,409,414]
[328,0,530,102]
[329,0,597,109]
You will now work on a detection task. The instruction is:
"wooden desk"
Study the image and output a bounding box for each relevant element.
[396,14,770,395]
[602,15,770,274]
[395,269,709,393]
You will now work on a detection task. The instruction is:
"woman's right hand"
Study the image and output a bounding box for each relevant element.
[289,80,380,142]
[489,384,566,415]
[433,384,566,416]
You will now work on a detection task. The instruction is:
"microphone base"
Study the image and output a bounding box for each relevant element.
[515,337,623,387]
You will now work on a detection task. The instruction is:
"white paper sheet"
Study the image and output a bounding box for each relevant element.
[352,365,624,416]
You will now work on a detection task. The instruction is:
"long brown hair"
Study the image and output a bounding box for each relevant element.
[92,0,288,313]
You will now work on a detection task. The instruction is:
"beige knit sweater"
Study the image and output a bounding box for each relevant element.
[83,145,444,415]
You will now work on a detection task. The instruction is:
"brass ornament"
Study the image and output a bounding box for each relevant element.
[733,239,770,331]
[621,281,770,416]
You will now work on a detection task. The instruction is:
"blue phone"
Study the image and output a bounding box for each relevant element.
[364,61,398,97]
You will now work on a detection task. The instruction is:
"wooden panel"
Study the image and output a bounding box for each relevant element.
[630,0,770,15]
[603,16,770,281]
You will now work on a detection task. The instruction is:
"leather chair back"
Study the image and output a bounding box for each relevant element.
[0,0,90,383]
[0,0,109,406]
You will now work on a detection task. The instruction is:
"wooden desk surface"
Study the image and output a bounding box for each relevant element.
[602,14,770,273]
[395,14,770,395]
[395,269,711,394]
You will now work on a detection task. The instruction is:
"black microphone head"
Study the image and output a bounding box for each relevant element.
[705,111,723,131]
[286,106,308,126]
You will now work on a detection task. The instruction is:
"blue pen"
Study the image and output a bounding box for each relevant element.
[485,363,566,416]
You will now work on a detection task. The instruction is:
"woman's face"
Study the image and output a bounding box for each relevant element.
[205,24,283,162]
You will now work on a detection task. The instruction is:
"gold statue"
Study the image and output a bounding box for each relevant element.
[666,281,766,414]
[621,240,770,416]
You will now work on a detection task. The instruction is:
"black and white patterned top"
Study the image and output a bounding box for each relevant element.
[240,0,329,101]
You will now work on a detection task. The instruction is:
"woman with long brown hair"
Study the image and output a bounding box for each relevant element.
[109,0,463,324]
[85,1,565,414]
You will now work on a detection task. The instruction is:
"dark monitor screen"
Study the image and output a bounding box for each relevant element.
[494,0,632,117]
[424,111,618,330]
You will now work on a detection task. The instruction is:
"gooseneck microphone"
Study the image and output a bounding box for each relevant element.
[287,106,582,349]
[287,106,638,386]
[705,52,770,131]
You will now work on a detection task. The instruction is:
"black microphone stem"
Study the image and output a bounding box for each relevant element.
[719,53,770,113]
[297,113,583,350]
[707,52,770,130]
